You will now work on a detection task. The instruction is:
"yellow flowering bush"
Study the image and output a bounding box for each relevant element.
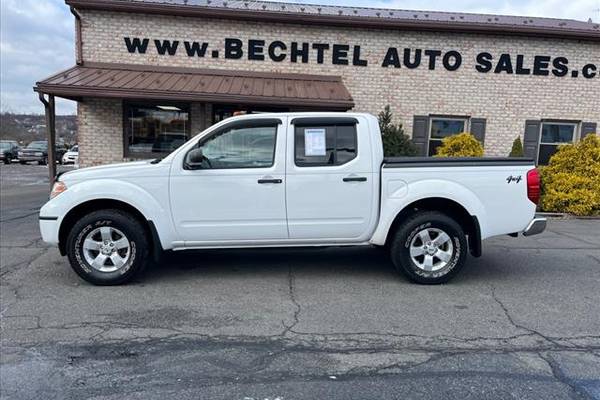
[435,133,484,157]
[540,134,600,216]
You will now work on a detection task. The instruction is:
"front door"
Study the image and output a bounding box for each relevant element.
[285,117,375,241]
[169,118,288,243]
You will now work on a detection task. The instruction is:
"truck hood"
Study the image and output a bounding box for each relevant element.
[59,160,165,184]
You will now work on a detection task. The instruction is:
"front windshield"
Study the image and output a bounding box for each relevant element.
[70,145,78,152]
[27,142,47,150]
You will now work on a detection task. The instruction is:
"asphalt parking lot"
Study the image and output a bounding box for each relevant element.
[1,163,599,400]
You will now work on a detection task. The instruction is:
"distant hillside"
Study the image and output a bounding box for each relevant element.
[0,113,77,146]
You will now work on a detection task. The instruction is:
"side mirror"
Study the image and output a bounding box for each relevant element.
[185,147,206,169]
[188,148,204,163]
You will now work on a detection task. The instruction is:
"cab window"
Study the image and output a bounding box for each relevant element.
[185,121,278,169]
[294,124,357,167]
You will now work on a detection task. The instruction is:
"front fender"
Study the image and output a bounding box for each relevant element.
[370,179,487,245]
[40,179,177,250]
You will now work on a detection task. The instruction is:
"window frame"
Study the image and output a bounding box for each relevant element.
[537,120,579,165]
[183,118,281,170]
[427,116,469,156]
[293,122,358,167]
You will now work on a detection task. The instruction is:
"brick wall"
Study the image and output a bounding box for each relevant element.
[78,9,599,158]
[78,98,123,167]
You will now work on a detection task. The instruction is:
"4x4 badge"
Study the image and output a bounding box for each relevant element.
[506,175,522,184]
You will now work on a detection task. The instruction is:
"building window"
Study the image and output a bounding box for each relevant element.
[124,103,190,158]
[294,124,357,166]
[428,117,468,156]
[538,122,577,165]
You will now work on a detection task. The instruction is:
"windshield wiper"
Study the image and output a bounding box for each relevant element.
[150,158,162,164]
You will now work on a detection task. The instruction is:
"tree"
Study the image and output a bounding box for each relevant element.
[435,132,484,157]
[509,137,524,157]
[377,105,417,157]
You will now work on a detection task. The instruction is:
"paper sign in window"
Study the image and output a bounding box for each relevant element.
[304,128,326,156]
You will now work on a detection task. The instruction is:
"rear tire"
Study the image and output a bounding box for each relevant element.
[66,209,150,285]
[38,157,47,165]
[390,211,467,284]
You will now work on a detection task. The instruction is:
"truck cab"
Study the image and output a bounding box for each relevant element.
[169,114,380,246]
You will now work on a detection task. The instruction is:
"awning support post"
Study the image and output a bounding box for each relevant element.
[38,93,57,188]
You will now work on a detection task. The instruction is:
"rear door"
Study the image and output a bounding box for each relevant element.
[169,117,288,244]
[285,116,375,241]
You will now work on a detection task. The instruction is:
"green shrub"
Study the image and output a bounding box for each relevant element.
[509,137,524,157]
[378,105,418,157]
[540,134,600,216]
[435,132,484,157]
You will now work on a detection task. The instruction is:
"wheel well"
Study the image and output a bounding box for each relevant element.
[58,199,155,256]
[385,197,482,257]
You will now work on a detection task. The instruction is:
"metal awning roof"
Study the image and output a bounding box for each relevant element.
[34,62,354,109]
[65,0,600,41]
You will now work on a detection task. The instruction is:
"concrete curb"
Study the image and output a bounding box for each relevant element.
[536,212,600,220]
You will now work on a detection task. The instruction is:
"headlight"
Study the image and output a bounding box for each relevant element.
[35,152,43,156]
[50,181,67,199]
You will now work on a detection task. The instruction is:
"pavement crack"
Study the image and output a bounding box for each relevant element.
[0,248,48,279]
[538,352,593,400]
[281,265,301,337]
[0,210,39,223]
[347,351,458,376]
[489,284,563,348]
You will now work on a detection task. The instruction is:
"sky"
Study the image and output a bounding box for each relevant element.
[1,0,599,115]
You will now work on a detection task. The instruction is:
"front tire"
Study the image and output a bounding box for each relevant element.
[390,211,467,284]
[66,209,150,285]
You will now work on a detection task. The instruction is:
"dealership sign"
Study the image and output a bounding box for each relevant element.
[124,37,598,79]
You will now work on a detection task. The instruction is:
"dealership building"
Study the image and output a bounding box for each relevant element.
[35,0,599,170]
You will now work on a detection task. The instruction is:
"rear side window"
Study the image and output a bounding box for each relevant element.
[294,124,357,166]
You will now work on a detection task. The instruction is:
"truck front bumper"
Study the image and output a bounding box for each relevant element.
[39,217,60,245]
[523,217,547,236]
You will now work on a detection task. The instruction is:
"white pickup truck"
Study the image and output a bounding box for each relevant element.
[40,112,546,285]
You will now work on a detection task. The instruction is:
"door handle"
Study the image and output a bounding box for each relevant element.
[343,176,367,182]
[258,178,282,184]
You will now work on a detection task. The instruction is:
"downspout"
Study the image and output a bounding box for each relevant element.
[70,7,83,65]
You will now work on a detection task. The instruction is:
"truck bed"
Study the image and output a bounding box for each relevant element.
[375,156,538,242]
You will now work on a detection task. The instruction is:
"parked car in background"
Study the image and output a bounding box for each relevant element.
[40,112,546,286]
[19,141,66,165]
[0,140,20,164]
[62,145,79,165]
